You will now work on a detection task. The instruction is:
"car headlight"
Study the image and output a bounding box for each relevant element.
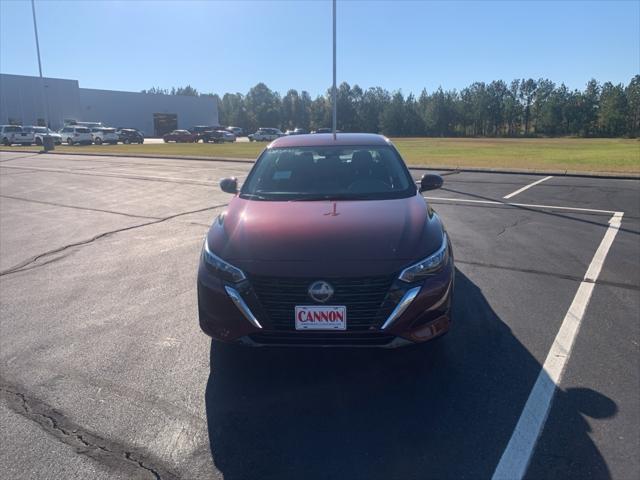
[203,237,246,283]
[398,233,449,283]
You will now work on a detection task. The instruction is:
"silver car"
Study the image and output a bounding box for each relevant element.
[248,128,283,142]
[0,125,35,146]
[22,126,62,145]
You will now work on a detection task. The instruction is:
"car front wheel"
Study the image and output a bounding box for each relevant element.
[35,137,43,146]
[95,137,103,145]
[67,138,74,145]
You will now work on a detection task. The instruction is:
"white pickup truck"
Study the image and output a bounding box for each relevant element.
[0,125,35,146]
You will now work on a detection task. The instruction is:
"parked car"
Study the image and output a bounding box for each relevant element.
[312,128,341,134]
[21,126,62,145]
[0,125,35,146]
[219,130,236,142]
[189,126,223,143]
[284,128,310,136]
[190,126,236,143]
[198,133,453,347]
[226,126,243,137]
[117,129,144,144]
[248,128,283,142]
[163,130,197,143]
[59,125,93,145]
[90,127,119,145]
[76,121,104,129]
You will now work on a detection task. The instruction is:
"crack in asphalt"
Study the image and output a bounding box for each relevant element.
[0,153,41,163]
[496,216,530,238]
[0,381,178,480]
[0,164,216,187]
[0,170,41,176]
[0,194,161,220]
[0,203,226,277]
[456,259,640,291]
[5,153,252,172]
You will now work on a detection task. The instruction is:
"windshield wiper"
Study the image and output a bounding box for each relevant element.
[293,194,377,201]
[240,193,269,200]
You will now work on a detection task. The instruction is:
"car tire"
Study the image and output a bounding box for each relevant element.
[163,138,168,143]
[123,138,130,144]
[67,138,74,145]
[140,139,144,144]
[1,138,8,146]
[95,137,103,145]
[35,137,43,146]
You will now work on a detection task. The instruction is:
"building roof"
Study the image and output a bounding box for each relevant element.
[269,133,391,148]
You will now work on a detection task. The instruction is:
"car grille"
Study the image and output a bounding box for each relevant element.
[248,274,396,331]
[249,331,395,346]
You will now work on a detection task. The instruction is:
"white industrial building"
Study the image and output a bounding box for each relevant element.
[0,73,218,136]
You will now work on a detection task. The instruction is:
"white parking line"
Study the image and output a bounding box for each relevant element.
[503,176,553,200]
[424,196,618,215]
[491,211,624,480]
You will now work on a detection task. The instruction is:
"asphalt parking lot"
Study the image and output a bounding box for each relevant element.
[0,151,638,480]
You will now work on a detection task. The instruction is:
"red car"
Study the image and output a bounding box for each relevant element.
[163,129,196,143]
[197,133,453,347]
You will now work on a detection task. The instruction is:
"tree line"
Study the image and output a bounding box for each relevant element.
[143,75,640,137]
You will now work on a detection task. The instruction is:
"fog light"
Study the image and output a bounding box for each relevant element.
[409,315,449,341]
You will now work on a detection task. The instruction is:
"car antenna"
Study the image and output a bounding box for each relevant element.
[331,0,337,141]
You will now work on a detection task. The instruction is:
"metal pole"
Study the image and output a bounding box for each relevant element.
[31,0,49,131]
[332,0,337,139]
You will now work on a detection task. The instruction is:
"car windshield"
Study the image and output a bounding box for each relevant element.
[76,127,90,133]
[5,126,22,132]
[240,145,416,201]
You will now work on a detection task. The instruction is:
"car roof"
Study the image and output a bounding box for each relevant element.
[269,133,391,148]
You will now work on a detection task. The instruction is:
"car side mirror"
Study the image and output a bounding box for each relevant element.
[220,177,238,194]
[420,173,443,192]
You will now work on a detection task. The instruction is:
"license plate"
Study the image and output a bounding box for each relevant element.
[295,306,346,330]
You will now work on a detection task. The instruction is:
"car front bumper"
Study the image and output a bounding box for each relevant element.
[197,256,454,348]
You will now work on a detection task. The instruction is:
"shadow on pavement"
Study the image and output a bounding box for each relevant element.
[205,270,614,479]
[526,387,617,479]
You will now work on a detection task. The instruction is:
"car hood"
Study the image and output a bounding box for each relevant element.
[207,194,444,274]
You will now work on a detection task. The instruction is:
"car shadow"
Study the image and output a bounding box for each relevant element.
[205,269,614,479]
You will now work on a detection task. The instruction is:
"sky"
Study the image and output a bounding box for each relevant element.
[1,0,638,97]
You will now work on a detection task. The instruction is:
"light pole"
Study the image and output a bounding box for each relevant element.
[31,0,50,145]
[332,0,337,140]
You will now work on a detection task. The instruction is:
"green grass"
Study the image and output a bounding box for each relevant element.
[4,137,639,173]
[394,137,639,173]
